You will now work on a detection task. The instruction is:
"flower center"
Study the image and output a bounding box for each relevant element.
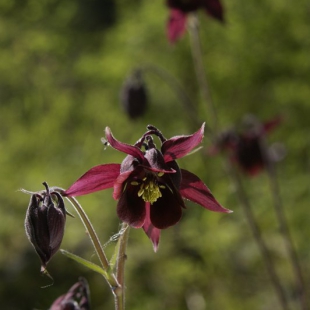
[131,173,165,204]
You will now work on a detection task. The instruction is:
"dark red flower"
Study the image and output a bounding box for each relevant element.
[209,116,282,176]
[166,0,224,43]
[65,124,231,250]
[49,278,90,310]
[25,182,66,272]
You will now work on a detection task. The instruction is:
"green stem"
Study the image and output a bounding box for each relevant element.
[187,14,289,310]
[262,147,307,310]
[140,64,203,132]
[114,223,130,310]
[54,188,120,292]
[188,14,218,134]
[226,162,290,310]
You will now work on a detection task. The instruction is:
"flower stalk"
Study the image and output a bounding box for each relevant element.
[261,144,307,310]
[225,161,290,310]
[139,64,201,131]
[114,223,130,310]
[188,14,218,134]
[187,14,290,310]
[54,188,121,292]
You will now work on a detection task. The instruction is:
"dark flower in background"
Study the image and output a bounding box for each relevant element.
[49,277,90,310]
[166,0,224,43]
[25,182,66,272]
[209,116,283,176]
[120,69,148,119]
[65,124,231,250]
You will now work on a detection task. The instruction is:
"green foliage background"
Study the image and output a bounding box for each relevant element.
[1,0,310,309]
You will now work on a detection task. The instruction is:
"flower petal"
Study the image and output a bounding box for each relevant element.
[64,164,120,197]
[150,184,183,229]
[143,202,161,252]
[117,182,146,228]
[180,169,232,213]
[162,123,205,162]
[203,0,224,22]
[167,9,187,43]
[113,170,133,200]
[105,127,145,161]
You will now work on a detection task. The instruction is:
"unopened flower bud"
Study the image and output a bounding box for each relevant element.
[25,182,66,272]
[120,69,148,119]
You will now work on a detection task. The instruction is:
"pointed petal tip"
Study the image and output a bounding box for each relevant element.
[153,243,159,252]
[105,126,111,134]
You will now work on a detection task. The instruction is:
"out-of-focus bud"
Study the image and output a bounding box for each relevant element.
[49,278,91,310]
[120,69,148,119]
[25,182,66,273]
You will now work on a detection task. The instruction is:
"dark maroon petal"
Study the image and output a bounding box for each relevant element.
[180,169,232,213]
[113,170,133,200]
[162,123,205,162]
[65,164,120,197]
[143,203,161,252]
[105,127,145,161]
[47,197,66,252]
[140,164,176,174]
[167,9,187,43]
[150,186,183,229]
[166,0,200,12]
[117,182,146,228]
[203,0,224,22]
[236,137,264,175]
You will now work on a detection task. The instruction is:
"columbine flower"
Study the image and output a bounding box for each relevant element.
[209,116,283,176]
[24,182,66,273]
[65,124,231,250]
[120,69,148,119]
[166,0,224,43]
[49,277,90,310]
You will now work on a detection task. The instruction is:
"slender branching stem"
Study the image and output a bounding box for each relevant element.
[263,152,307,309]
[188,14,218,134]
[226,162,290,310]
[114,223,130,310]
[53,188,120,291]
[187,14,290,310]
[140,64,203,131]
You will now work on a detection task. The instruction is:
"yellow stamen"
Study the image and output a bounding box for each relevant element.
[138,178,163,204]
[158,172,164,177]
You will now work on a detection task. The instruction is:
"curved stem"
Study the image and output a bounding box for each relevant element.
[187,13,290,309]
[139,64,208,133]
[226,162,290,310]
[114,223,130,310]
[188,14,218,134]
[54,188,120,291]
[264,156,307,309]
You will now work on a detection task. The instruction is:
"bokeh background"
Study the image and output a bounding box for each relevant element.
[1,0,310,309]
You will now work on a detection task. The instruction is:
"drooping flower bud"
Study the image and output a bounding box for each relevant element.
[120,69,148,119]
[25,182,66,273]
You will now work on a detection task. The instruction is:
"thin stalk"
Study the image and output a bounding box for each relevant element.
[140,64,204,132]
[226,162,290,310]
[114,223,130,310]
[187,14,290,310]
[264,154,307,309]
[54,188,120,291]
[188,14,218,134]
